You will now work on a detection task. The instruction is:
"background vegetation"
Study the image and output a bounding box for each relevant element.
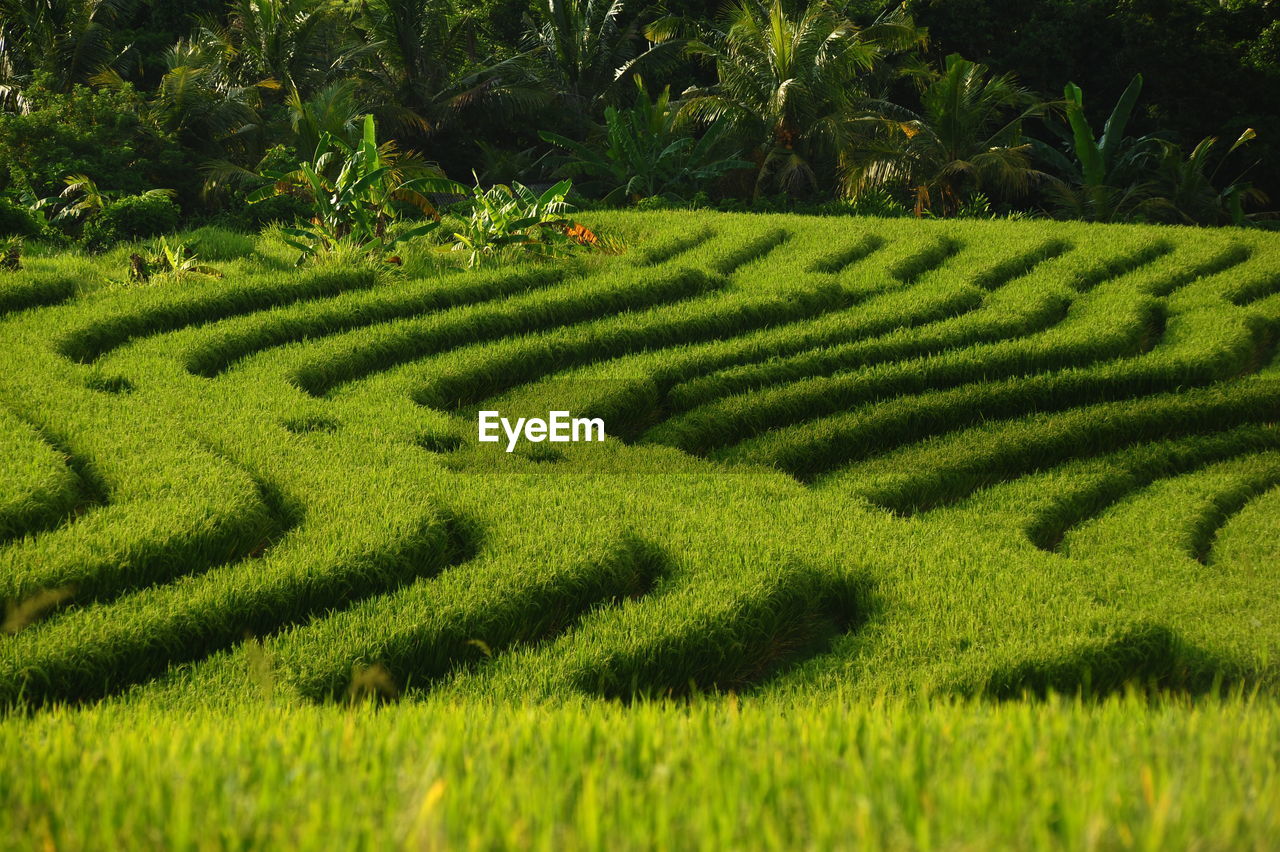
[3,5,1280,846]
[1,0,1277,250]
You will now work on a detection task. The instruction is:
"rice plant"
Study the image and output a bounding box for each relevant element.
[0,209,1277,849]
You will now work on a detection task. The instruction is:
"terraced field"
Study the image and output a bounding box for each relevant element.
[2,211,1279,848]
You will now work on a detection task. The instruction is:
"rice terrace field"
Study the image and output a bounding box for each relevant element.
[3,210,1280,849]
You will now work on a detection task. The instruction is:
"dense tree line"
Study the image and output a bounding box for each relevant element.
[0,0,1276,240]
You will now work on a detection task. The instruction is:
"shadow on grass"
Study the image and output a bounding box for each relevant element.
[975,623,1258,700]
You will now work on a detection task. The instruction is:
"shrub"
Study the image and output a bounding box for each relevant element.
[250,116,449,266]
[634,196,678,212]
[126,237,223,284]
[0,76,193,204]
[0,237,21,271]
[205,147,312,232]
[83,195,181,250]
[447,179,585,268]
[0,198,40,238]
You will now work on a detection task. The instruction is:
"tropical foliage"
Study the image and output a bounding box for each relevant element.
[525,0,686,116]
[447,178,581,267]
[126,235,223,283]
[0,0,127,100]
[1035,74,1160,222]
[540,84,749,204]
[850,54,1044,216]
[0,0,1275,243]
[680,0,927,198]
[1143,131,1267,227]
[248,115,451,264]
[1035,74,1270,225]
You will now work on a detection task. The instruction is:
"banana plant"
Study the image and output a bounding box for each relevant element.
[249,114,458,265]
[1034,74,1163,221]
[1064,74,1144,191]
[128,237,224,283]
[448,178,578,268]
[151,236,223,279]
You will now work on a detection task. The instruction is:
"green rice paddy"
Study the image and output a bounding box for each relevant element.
[2,211,1278,849]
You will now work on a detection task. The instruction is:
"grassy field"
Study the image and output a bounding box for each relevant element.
[1,211,1279,849]
[6,694,1279,850]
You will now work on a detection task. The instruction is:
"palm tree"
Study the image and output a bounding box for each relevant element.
[147,40,266,150]
[679,0,925,198]
[344,0,545,139]
[540,82,749,204]
[0,0,128,103]
[192,0,340,98]
[525,0,686,117]
[285,80,367,154]
[848,54,1046,216]
[345,0,465,134]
